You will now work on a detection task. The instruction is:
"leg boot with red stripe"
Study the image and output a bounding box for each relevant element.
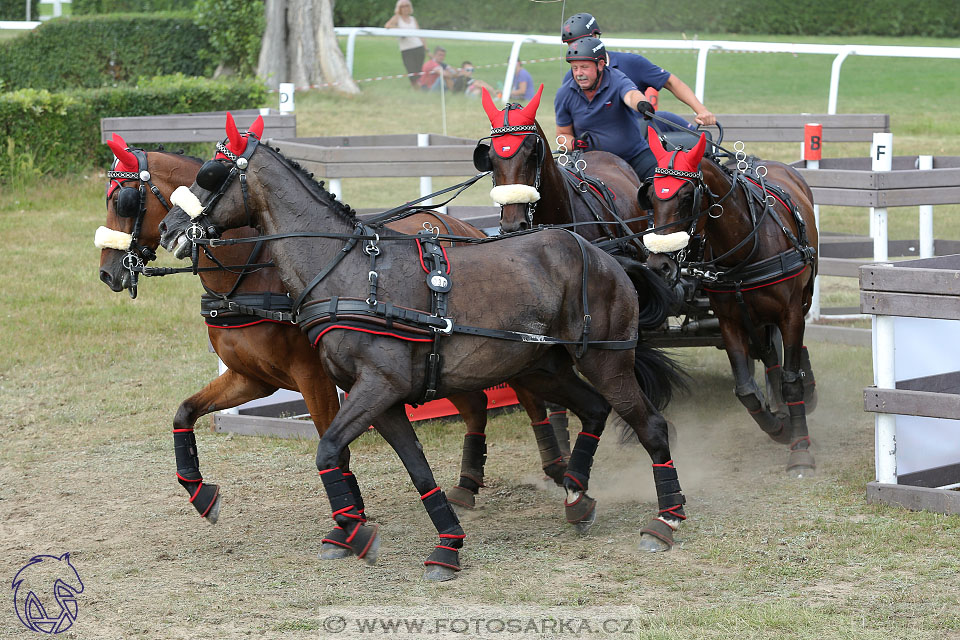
[446,432,486,510]
[639,460,687,552]
[530,419,567,486]
[420,487,465,582]
[547,403,571,461]
[173,428,220,523]
[318,467,380,564]
[319,470,367,559]
[563,431,601,534]
[783,368,815,478]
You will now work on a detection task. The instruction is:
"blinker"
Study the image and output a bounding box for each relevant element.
[473,143,492,172]
[196,160,230,192]
[637,184,653,210]
[116,187,141,218]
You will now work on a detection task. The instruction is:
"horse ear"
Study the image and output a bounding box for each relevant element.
[225,112,243,150]
[519,84,544,121]
[686,132,707,165]
[480,87,501,126]
[248,114,264,140]
[107,135,136,168]
[646,127,668,163]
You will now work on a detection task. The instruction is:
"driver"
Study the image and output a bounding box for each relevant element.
[560,12,715,132]
[555,37,663,182]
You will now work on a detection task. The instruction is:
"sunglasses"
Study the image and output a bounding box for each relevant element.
[463,67,475,72]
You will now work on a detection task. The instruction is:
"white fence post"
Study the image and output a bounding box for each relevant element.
[418,133,433,207]
[870,132,893,262]
[918,155,934,258]
[874,306,897,484]
[804,123,822,321]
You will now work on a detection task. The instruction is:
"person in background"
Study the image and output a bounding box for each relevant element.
[454,61,495,97]
[385,0,426,90]
[418,46,457,91]
[509,60,536,101]
[560,12,715,131]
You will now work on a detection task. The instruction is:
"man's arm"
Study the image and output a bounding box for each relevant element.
[555,125,576,150]
[662,75,716,126]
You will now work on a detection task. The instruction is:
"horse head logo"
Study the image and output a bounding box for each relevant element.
[12,553,84,634]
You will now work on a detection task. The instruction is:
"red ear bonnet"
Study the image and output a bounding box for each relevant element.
[106,133,138,196]
[215,111,262,160]
[481,84,544,158]
[650,132,707,200]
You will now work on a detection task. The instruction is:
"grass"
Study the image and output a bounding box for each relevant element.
[2,30,960,640]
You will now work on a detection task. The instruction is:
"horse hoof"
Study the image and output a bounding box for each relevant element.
[360,530,381,566]
[446,486,476,510]
[573,508,597,535]
[787,448,816,478]
[638,533,673,552]
[319,543,352,560]
[204,495,221,524]
[423,565,459,582]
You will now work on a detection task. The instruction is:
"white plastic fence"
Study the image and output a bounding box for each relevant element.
[335,26,960,112]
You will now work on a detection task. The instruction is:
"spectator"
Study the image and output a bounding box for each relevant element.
[509,60,536,101]
[384,0,426,90]
[418,46,456,92]
[453,61,495,98]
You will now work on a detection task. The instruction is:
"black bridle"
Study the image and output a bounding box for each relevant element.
[105,149,167,298]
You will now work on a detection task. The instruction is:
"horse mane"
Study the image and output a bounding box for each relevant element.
[262,144,359,222]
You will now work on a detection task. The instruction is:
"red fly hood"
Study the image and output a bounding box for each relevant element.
[648,129,707,200]
[106,133,138,196]
[481,84,543,158]
[215,112,265,161]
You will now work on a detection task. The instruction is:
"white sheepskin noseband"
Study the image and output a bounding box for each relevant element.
[490,184,540,206]
[171,185,204,219]
[643,231,691,254]
[94,226,132,250]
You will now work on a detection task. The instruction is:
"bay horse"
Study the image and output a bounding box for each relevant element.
[158,116,689,580]
[640,131,819,477]
[481,85,649,260]
[95,132,572,555]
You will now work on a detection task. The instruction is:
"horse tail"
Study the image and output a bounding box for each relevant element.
[612,255,674,330]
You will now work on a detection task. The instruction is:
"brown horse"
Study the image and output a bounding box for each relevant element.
[640,132,819,476]
[157,116,689,580]
[481,85,648,260]
[95,134,571,553]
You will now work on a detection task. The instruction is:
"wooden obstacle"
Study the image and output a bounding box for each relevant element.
[862,256,960,515]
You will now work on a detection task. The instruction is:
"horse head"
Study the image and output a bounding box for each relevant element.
[473,84,547,233]
[96,133,202,297]
[640,129,709,282]
[158,113,274,258]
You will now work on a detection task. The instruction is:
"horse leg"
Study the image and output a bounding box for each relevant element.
[512,384,568,486]
[512,368,611,534]
[172,369,279,523]
[372,404,466,582]
[547,402,572,461]
[800,344,818,413]
[444,391,491,510]
[721,321,791,445]
[759,325,788,422]
[781,321,816,478]
[576,349,688,552]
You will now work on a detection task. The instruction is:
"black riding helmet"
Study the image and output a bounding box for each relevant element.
[565,36,606,64]
[561,13,601,43]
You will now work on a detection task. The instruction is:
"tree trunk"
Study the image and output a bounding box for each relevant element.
[257,0,359,95]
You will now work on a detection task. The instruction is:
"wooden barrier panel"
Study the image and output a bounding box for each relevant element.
[100,109,296,144]
[682,113,889,143]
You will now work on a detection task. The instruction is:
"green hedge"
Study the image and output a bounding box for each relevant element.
[0,0,39,21]
[336,0,960,37]
[0,74,266,182]
[0,13,211,91]
[72,0,195,14]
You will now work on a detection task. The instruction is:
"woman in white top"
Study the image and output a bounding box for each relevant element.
[385,0,426,89]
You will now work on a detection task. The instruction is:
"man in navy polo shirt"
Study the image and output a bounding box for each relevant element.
[560,12,715,133]
[555,37,665,182]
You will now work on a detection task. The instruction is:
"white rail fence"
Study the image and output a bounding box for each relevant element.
[334,27,960,112]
